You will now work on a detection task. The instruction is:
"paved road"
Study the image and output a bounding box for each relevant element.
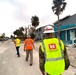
[0,40,76,75]
[0,40,42,75]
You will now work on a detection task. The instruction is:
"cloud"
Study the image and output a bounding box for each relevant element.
[0,0,27,36]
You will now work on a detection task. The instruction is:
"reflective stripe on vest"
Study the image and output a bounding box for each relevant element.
[42,40,64,62]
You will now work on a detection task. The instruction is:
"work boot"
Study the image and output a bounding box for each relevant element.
[25,58,28,61]
[30,64,32,66]
[18,55,20,57]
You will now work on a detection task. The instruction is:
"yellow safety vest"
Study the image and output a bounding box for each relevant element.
[14,38,20,47]
[40,38,65,75]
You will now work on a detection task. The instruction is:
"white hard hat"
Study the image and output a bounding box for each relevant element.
[15,35,17,38]
[43,25,55,33]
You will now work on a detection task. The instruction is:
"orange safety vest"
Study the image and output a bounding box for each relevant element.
[24,38,34,50]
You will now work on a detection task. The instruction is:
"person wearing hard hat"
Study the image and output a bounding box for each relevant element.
[24,35,35,66]
[14,35,21,57]
[39,25,70,75]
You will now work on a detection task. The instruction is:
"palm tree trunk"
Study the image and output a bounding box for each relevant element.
[57,14,60,39]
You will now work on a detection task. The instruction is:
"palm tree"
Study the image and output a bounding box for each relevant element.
[31,15,40,39]
[31,15,39,27]
[52,0,67,38]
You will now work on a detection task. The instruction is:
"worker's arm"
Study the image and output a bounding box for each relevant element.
[33,43,35,49]
[24,41,26,51]
[14,40,16,44]
[64,45,70,70]
[24,45,26,51]
[39,46,45,75]
[32,40,35,49]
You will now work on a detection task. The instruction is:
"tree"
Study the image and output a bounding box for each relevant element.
[19,27,24,32]
[52,0,67,38]
[2,33,5,38]
[31,15,39,27]
[13,29,23,38]
[29,26,36,39]
[0,33,5,39]
[31,15,40,40]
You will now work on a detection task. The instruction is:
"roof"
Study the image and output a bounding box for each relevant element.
[36,24,54,30]
[54,15,71,24]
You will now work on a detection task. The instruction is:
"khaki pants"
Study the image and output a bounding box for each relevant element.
[26,50,33,64]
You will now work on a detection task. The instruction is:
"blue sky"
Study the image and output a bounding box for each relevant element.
[0,0,76,37]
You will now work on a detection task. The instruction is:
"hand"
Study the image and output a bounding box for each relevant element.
[24,49,25,51]
[42,71,45,75]
[65,68,68,70]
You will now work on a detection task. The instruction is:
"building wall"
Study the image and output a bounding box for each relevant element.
[36,27,44,41]
[67,30,70,41]
[54,14,76,44]
[36,14,76,43]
